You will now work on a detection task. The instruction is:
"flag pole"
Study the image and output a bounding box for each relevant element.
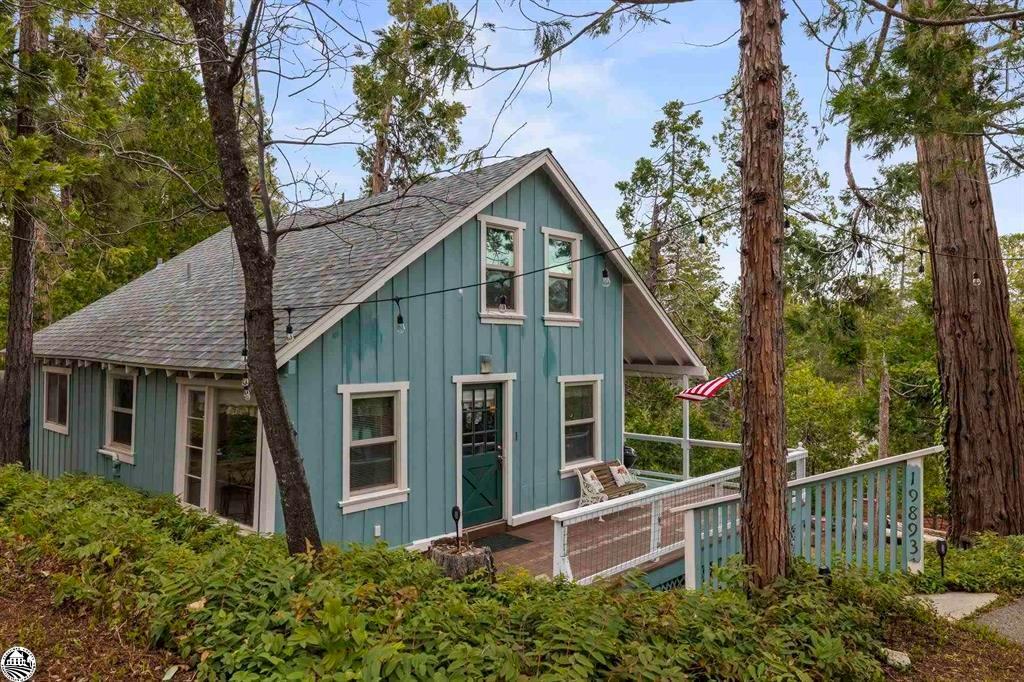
[681,375,691,479]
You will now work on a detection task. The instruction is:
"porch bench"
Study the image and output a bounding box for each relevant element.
[576,460,646,507]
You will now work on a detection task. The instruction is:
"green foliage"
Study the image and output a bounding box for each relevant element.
[0,2,225,340]
[354,0,474,193]
[0,466,925,680]
[913,534,1024,596]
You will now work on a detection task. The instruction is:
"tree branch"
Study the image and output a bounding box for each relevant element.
[227,0,262,86]
[862,0,1024,26]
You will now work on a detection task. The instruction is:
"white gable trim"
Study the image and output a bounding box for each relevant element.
[276,152,704,373]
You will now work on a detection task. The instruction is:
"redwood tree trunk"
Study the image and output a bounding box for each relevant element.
[738,0,789,588]
[0,1,45,468]
[178,0,322,554]
[915,130,1024,544]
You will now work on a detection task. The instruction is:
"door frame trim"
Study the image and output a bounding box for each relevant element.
[452,373,516,527]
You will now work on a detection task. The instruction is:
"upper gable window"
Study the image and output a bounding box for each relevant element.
[479,214,526,324]
[42,366,70,435]
[542,227,582,326]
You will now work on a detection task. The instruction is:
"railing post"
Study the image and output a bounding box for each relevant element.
[649,499,663,561]
[795,443,807,480]
[684,509,697,590]
[681,376,691,479]
[552,519,573,580]
[904,456,924,573]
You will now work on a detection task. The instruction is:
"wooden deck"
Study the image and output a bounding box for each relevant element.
[491,479,725,581]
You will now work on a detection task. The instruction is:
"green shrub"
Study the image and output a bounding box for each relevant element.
[912,533,1024,596]
[0,465,915,680]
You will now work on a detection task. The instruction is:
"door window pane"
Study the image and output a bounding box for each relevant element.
[351,442,397,491]
[565,423,595,463]
[548,277,572,314]
[565,384,594,421]
[213,394,258,527]
[184,389,206,507]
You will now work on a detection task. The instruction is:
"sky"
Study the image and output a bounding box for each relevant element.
[267,0,1022,284]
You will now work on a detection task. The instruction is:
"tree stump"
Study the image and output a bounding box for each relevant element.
[428,538,495,581]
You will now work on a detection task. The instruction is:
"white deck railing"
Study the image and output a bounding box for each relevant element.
[552,446,808,583]
[625,432,764,482]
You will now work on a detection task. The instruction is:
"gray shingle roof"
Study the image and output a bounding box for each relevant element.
[33,150,546,371]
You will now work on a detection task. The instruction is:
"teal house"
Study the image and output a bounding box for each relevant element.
[29,150,705,549]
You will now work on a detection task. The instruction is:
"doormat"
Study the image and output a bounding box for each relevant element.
[475,533,531,552]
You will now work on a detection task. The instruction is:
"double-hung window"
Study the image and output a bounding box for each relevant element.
[542,227,582,325]
[104,370,136,461]
[558,374,602,474]
[479,214,525,323]
[42,366,70,435]
[338,382,409,513]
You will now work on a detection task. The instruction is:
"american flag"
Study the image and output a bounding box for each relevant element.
[676,369,743,402]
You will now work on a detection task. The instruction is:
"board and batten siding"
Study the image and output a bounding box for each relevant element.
[281,169,625,546]
[29,363,179,493]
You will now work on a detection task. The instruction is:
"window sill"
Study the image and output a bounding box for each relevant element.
[543,315,581,327]
[338,488,410,514]
[43,421,69,436]
[98,447,134,465]
[559,459,604,478]
[479,312,525,325]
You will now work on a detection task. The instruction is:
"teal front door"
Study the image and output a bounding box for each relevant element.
[461,384,503,527]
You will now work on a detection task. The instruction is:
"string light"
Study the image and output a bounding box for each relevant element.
[394,298,406,335]
[601,265,611,288]
[241,325,248,365]
[972,271,982,287]
[285,307,294,342]
[918,252,925,274]
[697,216,706,245]
[242,374,252,402]
[498,294,508,313]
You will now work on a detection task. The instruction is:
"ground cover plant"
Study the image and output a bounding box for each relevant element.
[911,534,1024,597]
[0,465,929,680]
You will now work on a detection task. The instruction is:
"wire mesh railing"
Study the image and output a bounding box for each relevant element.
[551,447,808,584]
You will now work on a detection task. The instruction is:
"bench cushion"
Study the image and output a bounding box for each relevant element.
[577,461,645,501]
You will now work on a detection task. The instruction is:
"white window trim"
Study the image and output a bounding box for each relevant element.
[172,382,268,532]
[337,381,410,514]
[42,366,71,435]
[103,369,137,463]
[479,214,526,324]
[557,374,603,477]
[542,226,583,326]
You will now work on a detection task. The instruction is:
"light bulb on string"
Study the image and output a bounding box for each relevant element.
[285,307,294,342]
[242,375,252,401]
[457,288,464,298]
[498,294,508,313]
[697,216,706,245]
[394,298,406,335]
[972,271,981,287]
[918,252,925,274]
[601,266,611,288]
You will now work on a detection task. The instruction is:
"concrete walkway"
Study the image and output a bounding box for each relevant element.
[914,592,1000,620]
[976,598,1024,644]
